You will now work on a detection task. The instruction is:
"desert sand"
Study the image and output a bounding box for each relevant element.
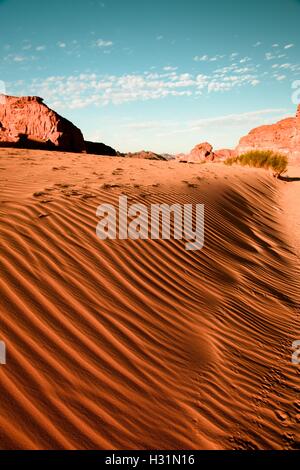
[0,147,299,450]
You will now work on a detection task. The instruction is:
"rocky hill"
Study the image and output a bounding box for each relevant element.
[0,95,117,156]
[236,105,300,161]
[0,95,85,152]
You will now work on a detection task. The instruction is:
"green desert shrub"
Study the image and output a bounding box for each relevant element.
[224,157,237,166]
[224,150,288,177]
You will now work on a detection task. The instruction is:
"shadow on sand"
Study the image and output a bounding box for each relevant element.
[278,175,300,182]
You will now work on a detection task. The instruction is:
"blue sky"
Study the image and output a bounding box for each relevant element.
[0,0,299,153]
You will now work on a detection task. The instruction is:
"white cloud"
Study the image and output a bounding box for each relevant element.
[194,54,209,62]
[5,54,35,63]
[13,56,27,62]
[194,54,224,62]
[284,44,294,49]
[36,45,46,51]
[9,66,260,107]
[189,109,287,127]
[163,66,178,71]
[17,71,197,108]
[275,75,286,81]
[95,39,113,48]
[239,57,251,63]
[253,42,262,47]
[8,43,299,110]
[265,52,276,60]
[157,108,288,138]
[57,42,66,48]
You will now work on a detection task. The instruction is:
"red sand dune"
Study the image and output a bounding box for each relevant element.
[0,148,299,449]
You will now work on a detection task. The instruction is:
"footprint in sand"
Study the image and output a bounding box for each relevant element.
[54,183,73,189]
[101,183,121,189]
[33,191,48,197]
[274,409,291,427]
[293,400,300,411]
[52,166,69,171]
[80,194,97,200]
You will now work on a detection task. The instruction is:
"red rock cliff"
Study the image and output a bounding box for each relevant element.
[0,95,85,152]
[236,105,300,161]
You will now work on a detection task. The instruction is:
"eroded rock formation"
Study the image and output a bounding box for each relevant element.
[178,142,215,163]
[236,105,300,161]
[0,95,85,152]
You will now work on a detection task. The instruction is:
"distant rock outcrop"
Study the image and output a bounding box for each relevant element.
[178,142,215,163]
[236,105,300,161]
[85,141,117,156]
[124,151,167,160]
[177,143,236,163]
[0,95,85,152]
[161,153,176,161]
